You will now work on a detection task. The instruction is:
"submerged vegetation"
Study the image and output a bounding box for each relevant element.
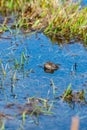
[61,84,86,105]
[0,0,87,43]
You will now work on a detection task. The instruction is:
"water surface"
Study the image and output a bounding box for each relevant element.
[0,32,87,130]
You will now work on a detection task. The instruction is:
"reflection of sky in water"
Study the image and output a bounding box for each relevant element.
[0,32,87,130]
[82,0,87,6]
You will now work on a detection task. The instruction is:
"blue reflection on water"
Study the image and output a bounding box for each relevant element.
[82,0,87,6]
[0,1,87,129]
[0,32,87,130]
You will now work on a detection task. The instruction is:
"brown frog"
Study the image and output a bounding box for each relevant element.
[44,62,59,73]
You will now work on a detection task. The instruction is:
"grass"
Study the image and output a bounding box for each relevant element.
[0,0,87,43]
[61,84,86,107]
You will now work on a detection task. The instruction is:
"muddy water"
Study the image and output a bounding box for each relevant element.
[0,32,87,130]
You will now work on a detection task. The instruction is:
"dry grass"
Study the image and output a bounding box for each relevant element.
[0,0,87,43]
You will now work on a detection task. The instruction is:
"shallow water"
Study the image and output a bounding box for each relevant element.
[81,0,87,6]
[0,31,87,130]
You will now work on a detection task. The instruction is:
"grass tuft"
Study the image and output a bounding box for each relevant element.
[0,0,87,43]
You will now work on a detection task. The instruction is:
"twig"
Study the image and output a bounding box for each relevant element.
[71,116,79,130]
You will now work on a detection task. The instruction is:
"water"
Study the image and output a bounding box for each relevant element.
[81,0,87,6]
[0,31,87,129]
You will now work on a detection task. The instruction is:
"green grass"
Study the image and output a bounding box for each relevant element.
[0,0,87,43]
